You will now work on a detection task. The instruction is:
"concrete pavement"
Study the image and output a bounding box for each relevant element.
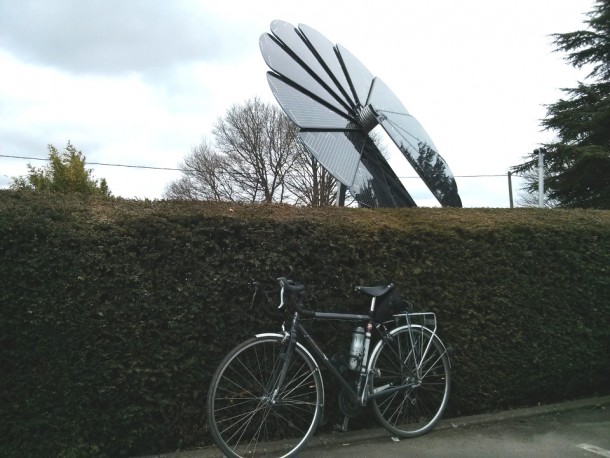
[141,394,610,458]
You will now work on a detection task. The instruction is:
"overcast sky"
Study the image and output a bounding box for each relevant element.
[0,0,595,207]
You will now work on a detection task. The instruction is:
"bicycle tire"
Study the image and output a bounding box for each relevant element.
[207,335,323,457]
[369,325,450,437]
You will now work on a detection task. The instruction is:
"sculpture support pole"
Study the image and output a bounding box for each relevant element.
[336,183,346,206]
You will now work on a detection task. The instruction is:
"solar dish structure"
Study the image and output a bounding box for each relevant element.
[260,20,462,208]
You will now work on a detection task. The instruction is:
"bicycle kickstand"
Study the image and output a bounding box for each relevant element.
[335,415,349,433]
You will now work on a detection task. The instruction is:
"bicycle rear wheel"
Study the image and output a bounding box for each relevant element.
[369,325,450,437]
[207,335,323,457]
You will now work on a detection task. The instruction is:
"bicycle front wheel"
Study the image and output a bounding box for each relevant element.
[369,325,450,437]
[207,335,323,458]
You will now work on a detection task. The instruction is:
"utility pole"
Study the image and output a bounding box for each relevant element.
[536,148,546,208]
[507,171,514,208]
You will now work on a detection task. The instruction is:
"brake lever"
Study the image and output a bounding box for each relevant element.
[249,280,263,310]
[278,285,285,309]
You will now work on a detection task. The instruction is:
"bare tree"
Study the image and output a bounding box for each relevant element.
[515,169,559,208]
[213,98,297,203]
[165,98,339,206]
[165,138,235,201]
[285,142,337,206]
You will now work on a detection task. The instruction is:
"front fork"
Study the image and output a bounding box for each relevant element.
[268,313,299,403]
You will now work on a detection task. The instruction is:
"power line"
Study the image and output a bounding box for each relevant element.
[399,174,507,178]
[2,154,511,178]
[0,154,181,171]
[90,161,180,171]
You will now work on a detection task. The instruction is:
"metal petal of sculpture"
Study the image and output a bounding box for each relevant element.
[260,20,462,208]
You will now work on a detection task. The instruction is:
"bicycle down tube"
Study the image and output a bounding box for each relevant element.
[289,310,423,406]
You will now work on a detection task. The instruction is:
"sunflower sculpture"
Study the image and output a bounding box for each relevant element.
[260,20,462,208]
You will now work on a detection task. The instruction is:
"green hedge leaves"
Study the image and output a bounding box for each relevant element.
[1,191,609,456]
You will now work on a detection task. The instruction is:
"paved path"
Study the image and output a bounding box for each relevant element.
[299,400,610,457]
[141,395,610,458]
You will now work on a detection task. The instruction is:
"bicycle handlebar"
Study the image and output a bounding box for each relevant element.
[277,277,305,294]
[277,277,315,318]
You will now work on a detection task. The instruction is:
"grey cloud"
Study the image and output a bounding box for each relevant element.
[0,0,252,75]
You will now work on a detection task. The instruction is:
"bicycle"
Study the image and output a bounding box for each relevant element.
[206,277,451,457]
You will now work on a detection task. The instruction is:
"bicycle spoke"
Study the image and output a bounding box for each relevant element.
[208,336,322,457]
[371,326,450,437]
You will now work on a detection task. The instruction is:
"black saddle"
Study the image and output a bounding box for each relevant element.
[355,283,394,297]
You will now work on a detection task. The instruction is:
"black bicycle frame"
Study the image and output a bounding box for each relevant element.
[289,310,416,406]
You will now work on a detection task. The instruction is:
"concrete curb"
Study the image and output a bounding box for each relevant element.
[141,394,610,457]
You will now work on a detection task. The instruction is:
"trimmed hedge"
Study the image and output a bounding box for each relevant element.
[1,190,609,456]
